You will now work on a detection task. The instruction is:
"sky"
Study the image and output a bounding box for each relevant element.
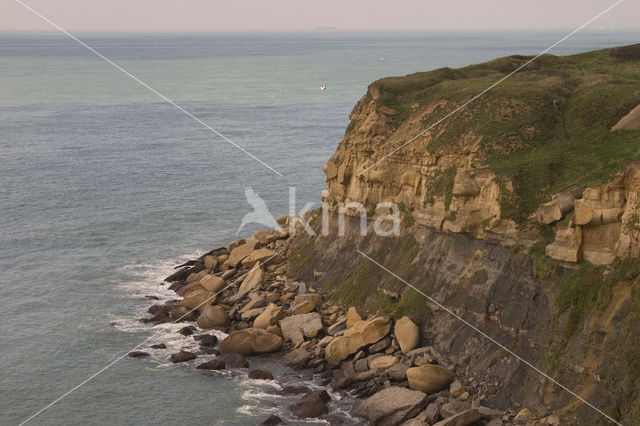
[1,0,638,32]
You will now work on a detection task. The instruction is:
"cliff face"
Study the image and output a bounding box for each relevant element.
[287,44,640,424]
[323,44,640,265]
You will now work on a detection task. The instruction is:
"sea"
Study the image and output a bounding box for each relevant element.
[1,30,639,425]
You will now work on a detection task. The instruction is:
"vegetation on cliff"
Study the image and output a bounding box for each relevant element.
[370,44,640,224]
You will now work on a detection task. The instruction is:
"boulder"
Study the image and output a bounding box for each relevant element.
[251,229,287,247]
[324,335,364,361]
[229,265,264,302]
[289,390,330,419]
[226,241,256,267]
[346,306,363,328]
[370,355,398,370]
[282,348,311,370]
[239,295,267,314]
[128,351,149,358]
[219,328,283,355]
[279,312,324,345]
[248,369,274,380]
[241,307,266,322]
[196,359,225,370]
[198,275,226,293]
[345,316,391,346]
[221,353,249,368]
[243,248,279,267]
[197,305,230,329]
[289,294,321,314]
[388,362,409,381]
[262,414,283,425]
[168,306,196,322]
[193,334,218,347]
[352,386,427,425]
[253,303,284,329]
[181,287,214,309]
[394,316,420,354]
[170,351,197,363]
[406,365,455,394]
[433,407,502,426]
[178,325,196,336]
[150,343,166,349]
[203,255,218,270]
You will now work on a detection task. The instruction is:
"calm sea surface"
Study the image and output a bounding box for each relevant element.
[1,30,639,425]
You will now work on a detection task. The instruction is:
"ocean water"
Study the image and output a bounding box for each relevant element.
[1,30,639,425]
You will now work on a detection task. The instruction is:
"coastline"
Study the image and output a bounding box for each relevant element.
[132,220,540,426]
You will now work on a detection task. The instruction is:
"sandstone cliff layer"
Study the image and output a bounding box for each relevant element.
[323,44,640,265]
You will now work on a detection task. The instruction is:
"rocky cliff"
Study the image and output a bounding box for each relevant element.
[322,43,640,265]
[287,44,640,424]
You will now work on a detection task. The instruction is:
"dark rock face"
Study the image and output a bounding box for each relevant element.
[289,390,331,419]
[248,369,274,380]
[170,351,197,363]
[196,359,225,370]
[220,353,249,368]
[150,343,166,349]
[128,351,150,358]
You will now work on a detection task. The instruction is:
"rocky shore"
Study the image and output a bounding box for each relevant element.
[132,220,559,426]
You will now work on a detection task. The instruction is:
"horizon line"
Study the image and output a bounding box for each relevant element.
[1,27,640,34]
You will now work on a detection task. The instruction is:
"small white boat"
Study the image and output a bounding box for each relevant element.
[320,85,327,91]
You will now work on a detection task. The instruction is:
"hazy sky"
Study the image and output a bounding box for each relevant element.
[2,0,638,32]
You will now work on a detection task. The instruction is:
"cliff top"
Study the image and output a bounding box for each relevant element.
[356,43,640,223]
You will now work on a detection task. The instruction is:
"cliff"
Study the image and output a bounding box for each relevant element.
[287,44,640,424]
[323,43,640,265]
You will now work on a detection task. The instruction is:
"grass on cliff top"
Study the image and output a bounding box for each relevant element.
[370,45,640,223]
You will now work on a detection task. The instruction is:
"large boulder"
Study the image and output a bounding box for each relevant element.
[251,229,287,247]
[352,386,427,425]
[196,359,225,370]
[219,328,283,356]
[279,312,324,345]
[324,335,364,361]
[394,316,420,354]
[170,351,197,363]
[345,316,390,345]
[226,241,257,267]
[181,287,214,309]
[406,365,455,394]
[324,316,391,361]
[370,355,398,370]
[242,248,279,267]
[198,275,227,293]
[203,255,218,270]
[229,265,264,302]
[289,390,330,419]
[221,353,249,368]
[197,305,230,329]
[253,303,284,329]
[289,293,322,314]
[239,295,267,314]
[346,306,363,328]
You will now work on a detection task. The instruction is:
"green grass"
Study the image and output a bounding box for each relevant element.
[557,258,640,333]
[370,45,640,223]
